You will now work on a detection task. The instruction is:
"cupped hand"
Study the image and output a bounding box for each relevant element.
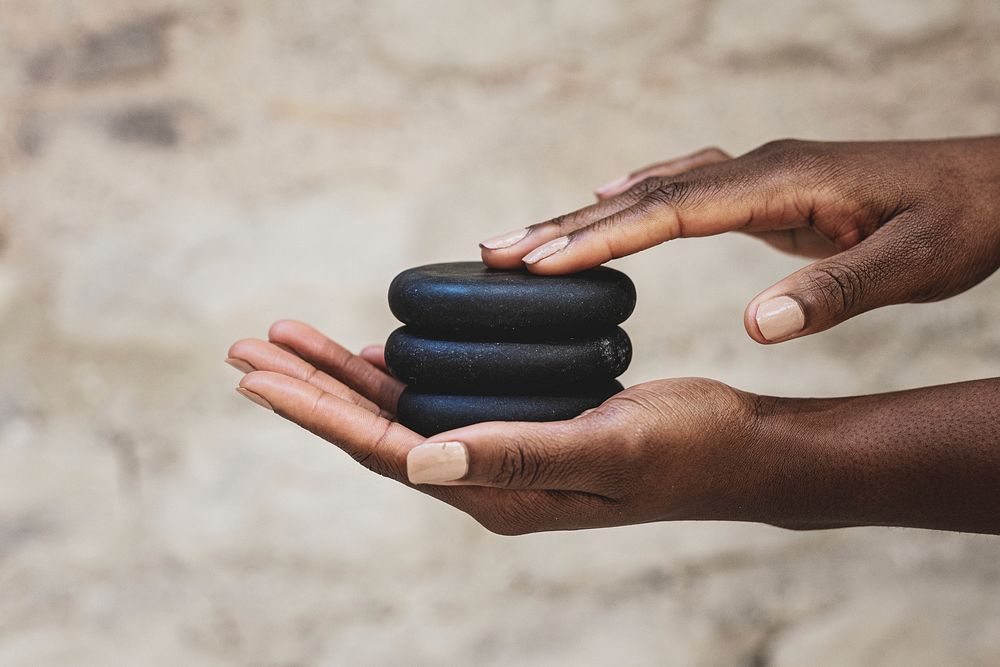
[227,321,766,534]
[480,137,1000,343]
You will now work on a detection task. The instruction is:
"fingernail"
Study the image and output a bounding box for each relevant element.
[756,296,805,341]
[594,174,630,197]
[407,441,469,484]
[236,387,274,411]
[226,357,255,373]
[523,236,569,264]
[480,227,529,250]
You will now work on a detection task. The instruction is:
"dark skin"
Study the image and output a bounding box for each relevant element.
[228,136,1000,535]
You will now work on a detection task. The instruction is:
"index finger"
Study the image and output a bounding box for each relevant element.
[478,183,653,269]
[228,338,388,417]
[240,370,415,480]
[268,320,404,413]
[521,149,830,275]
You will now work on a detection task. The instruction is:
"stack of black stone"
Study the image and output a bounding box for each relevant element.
[385,262,636,436]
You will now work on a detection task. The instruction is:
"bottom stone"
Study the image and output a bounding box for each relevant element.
[396,381,623,436]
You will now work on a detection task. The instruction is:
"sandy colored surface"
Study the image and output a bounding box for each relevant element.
[2,1,1000,664]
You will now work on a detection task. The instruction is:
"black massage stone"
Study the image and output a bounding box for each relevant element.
[396,382,624,436]
[385,325,631,392]
[388,262,636,336]
[386,261,636,434]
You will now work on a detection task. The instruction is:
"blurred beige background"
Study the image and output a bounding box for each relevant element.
[2,1,1000,665]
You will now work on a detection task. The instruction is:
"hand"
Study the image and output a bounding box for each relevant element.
[479,137,1000,343]
[226,321,764,534]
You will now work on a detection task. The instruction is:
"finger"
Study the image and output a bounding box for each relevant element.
[359,344,389,373]
[520,147,838,275]
[227,338,388,417]
[238,370,415,480]
[481,148,732,269]
[404,412,625,495]
[479,184,652,269]
[744,215,928,344]
[236,372,618,533]
[522,192,681,274]
[523,188,683,274]
[594,147,732,200]
[267,320,404,413]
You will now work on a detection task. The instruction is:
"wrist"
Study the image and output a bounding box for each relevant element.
[741,395,859,530]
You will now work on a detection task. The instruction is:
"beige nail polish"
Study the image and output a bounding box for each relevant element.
[594,174,630,196]
[226,357,256,373]
[407,441,469,484]
[236,387,274,411]
[523,236,570,264]
[756,296,805,341]
[480,227,529,250]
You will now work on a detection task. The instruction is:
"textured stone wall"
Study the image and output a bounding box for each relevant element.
[2,1,1000,665]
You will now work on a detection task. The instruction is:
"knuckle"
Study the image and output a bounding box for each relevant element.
[803,260,867,315]
[304,390,330,426]
[750,139,835,182]
[489,442,548,488]
[618,178,692,214]
[350,419,405,481]
[486,425,591,491]
[489,445,520,487]
[543,212,578,234]
[643,180,689,208]
[627,175,667,198]
[584,214,626,240]
[531,210,578,236]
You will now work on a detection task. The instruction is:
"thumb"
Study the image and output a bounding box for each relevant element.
[405,414,622,493]
[745,222,929,343]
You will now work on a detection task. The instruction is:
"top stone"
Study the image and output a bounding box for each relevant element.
[388,262,636,336]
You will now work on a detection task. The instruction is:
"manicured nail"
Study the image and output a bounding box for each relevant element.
[523,236,569,264]
[236,387,274,411]
[480,227,529,250]
[756,296,805,341]
[407,441,469,484]
[226,357,255,373]
[594,174,630,197]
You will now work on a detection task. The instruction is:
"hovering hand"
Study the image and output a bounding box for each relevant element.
[227,321,764,534]
[480,137,1000,343]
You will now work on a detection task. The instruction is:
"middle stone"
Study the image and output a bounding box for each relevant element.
[385,325,632,393]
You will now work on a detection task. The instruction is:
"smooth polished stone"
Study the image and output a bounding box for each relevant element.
[396,381,623,436]
[385,326,631,392]
[387,262,636,335]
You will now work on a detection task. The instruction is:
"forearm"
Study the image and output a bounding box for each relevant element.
[753,377,1000,534]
